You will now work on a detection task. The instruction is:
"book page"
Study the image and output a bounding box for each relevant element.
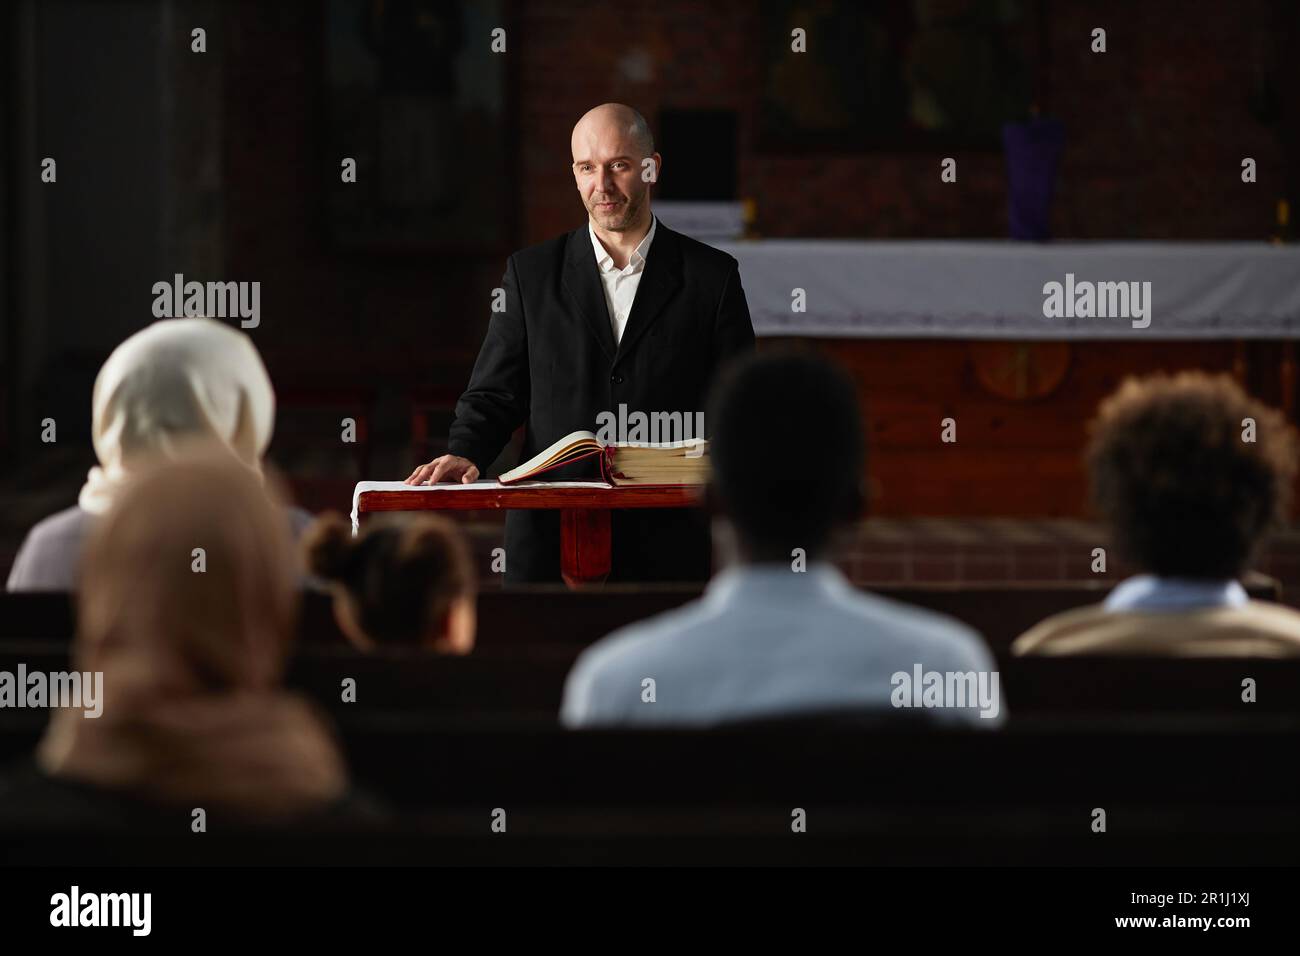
[498,430,601,483]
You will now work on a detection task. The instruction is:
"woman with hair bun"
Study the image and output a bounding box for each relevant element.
[303,512,477,654]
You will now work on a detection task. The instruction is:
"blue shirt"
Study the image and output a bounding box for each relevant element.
[1103,574,1248,613]
[561,562,1004,727]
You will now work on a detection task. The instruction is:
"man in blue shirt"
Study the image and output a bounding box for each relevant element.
[561,352,1003,727]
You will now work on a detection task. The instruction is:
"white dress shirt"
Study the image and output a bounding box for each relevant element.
[589,215,657,348]
[560,561,1004,727]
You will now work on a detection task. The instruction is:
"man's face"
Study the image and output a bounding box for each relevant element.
[571,122,658,232]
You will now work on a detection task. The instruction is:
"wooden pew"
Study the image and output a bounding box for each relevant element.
[3,723,1300,864]
[338,578,1285,654]
[282,647,575,720]
[4,641,1300,765]
[0,574,1282,653]
[1000,656,1300,715]
[0,644,578,753]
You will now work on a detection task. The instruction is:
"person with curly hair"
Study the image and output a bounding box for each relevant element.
[1014,371,1300,656]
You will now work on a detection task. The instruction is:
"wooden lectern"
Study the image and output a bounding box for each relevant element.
[352,481,703,588]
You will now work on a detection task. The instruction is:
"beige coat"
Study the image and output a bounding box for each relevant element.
[1012,600,1300,657]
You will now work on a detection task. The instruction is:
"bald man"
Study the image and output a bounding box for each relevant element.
[407,104,755,583]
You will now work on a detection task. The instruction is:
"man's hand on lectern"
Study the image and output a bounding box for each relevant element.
[405,454,481,485]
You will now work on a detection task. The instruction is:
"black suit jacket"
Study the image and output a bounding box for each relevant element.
[447,219,756,583]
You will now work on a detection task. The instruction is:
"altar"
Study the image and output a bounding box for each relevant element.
[716,240,1300,339]
[712,240,1300,518]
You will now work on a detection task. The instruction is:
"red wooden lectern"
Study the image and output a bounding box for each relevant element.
[353,482,703,588]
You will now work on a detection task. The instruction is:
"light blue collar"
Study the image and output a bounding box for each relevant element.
[1104,574,1248,612]
[706,560,845,604]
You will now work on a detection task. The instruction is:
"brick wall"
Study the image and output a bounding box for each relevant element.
[517,0,1297,243]
[219,0,1298,368]
[212,0,1299,518]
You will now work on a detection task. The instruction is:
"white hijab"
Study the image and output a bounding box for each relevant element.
[79,318,276,515]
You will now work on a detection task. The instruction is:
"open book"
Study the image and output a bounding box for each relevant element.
[498,430,709,486]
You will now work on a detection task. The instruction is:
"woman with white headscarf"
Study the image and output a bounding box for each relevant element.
[6,317,312,591]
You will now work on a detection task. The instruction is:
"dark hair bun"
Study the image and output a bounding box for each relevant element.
[302,512,356,582]
[312,513,474,647]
